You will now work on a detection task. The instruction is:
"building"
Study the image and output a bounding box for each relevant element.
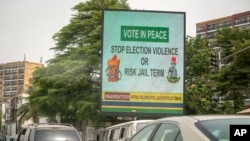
[0,61,43,95]
[0,61,43,135]
[196,11,250,45]
[196,11,250,68]
[196,11,250,109]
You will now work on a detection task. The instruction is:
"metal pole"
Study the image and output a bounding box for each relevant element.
[220,46,250,61]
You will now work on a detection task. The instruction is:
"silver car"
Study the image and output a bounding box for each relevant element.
[129,115,250,141]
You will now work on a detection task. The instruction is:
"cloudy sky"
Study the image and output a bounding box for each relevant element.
[0,0,249,64]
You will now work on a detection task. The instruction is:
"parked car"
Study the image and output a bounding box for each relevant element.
[101,119,153,141]
[16,123,82,141]
[129,115,250,141]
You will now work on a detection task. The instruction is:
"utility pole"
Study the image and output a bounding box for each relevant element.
[220,46,250,61]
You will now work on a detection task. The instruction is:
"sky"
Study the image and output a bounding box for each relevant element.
[0,0,249,64]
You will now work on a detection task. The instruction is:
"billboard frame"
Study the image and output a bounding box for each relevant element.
[100,9,186,118]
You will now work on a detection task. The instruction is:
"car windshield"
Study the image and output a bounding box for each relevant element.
[136,122,151,131]
[196,118,250,141]
[34,129,81,141]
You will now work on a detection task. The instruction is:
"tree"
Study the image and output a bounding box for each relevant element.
[185,36,218,114]
[216,28,250,63]
[29,0,130,125]
[16,102,40,124]
[16,86,41,128]
[211,28,250,113]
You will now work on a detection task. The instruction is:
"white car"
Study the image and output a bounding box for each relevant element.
[129,115,250,141]
[16,123,82,141]
[101,120,153,141]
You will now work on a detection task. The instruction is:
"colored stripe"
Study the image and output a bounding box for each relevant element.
[102,107,183,114]
[102,105,182,110]
[102,101,183,108]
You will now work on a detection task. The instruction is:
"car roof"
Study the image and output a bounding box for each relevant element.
[105,120,153,129]
[36,124,73,128]
[155,115,250,123]
[22,123,75,129]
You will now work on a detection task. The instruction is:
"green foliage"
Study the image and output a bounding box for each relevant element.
[185,36,218,114]
[185,79,217,114]
[216,28,250,60]
[27,0,130,126]
[185,36,211,79]
[211,28,250,113]
[184,29,250,114]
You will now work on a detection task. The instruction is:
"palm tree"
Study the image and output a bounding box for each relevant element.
[16,86,40,128]
[16,102,40,124]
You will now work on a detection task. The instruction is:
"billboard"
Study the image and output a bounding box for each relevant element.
[101,9,185,117]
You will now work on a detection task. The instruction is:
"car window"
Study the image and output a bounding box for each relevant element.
[100,130,109,141]
[152,123,183,141]
[109,128,120,141]
[130,124,157,141]
[120,126,129,139]
[136,123,150,132]
[34,130,81,141]
[196,118,250,141]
